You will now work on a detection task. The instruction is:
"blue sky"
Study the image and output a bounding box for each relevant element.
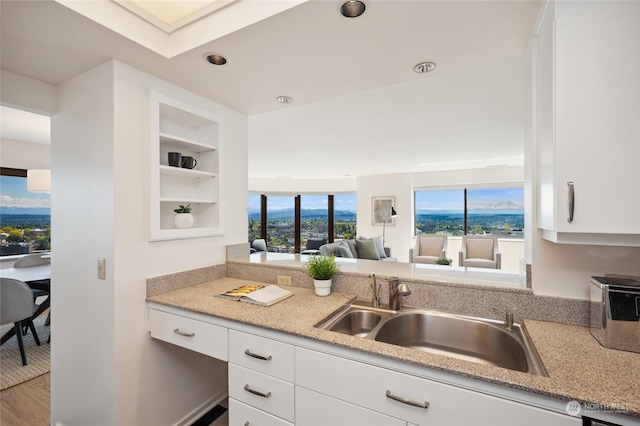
[249,193,356,212]
[0,175,51,214]
[415,188,524,212]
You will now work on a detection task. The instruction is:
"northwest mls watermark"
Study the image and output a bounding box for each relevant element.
[566,400,629,416]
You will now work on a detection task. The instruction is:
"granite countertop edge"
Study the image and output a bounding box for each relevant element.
[146,277,640,419]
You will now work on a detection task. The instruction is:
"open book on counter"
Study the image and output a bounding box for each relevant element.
[217,284,294,307]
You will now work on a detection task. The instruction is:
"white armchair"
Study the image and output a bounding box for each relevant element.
[459,235,501,269]
[409,235,447,264]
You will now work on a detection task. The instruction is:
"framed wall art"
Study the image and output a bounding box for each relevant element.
[372,196,395,226]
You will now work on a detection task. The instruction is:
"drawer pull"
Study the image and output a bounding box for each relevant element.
[244,349,272,361]
[244,384,271,398]
[386,390,429,409]
[173,328,195,337]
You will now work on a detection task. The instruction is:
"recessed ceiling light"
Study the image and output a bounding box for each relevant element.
[340,0,366,18]
[205,53,227,65]
[276,96,294,104]
[414,62,436,73]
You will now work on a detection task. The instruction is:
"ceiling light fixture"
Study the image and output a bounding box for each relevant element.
[414,61,436,73]
[276,96,294,104]
[205,53,227,65]
[340,0,366,18]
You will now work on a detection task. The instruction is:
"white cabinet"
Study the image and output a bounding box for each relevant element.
[148,91,223,241]
[535,0,640,246]
[295,386,404,426]
[228,330,294,424]
[295,347,580,426]
[148,308,228,361]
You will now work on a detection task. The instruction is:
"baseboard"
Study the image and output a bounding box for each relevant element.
[175,391,228,426]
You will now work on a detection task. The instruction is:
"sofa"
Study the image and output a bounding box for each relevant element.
[318,237,397,262]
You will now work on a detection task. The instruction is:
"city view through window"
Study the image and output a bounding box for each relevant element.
[248,193,357,252]
[0,174,51,256]
[415,187,524,237]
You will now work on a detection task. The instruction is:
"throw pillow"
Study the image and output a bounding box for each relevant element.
[373,235,387,258]
[337,242,354,258]
[356,238,380,260]
[346,239,359,258]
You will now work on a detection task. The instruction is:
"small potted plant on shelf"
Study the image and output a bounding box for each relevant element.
[435,257,453,266]
[304,255,340,296]
[173,204,194,229]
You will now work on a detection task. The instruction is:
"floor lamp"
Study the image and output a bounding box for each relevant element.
[382,206,397,246]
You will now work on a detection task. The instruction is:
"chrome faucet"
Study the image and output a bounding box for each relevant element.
[492,306,514,330]
[388,277,411,311]
[370,273,381,307]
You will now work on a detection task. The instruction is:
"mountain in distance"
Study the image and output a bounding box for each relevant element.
[489,200,520,210]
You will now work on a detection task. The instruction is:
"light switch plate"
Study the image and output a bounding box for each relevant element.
[97,258,106,280]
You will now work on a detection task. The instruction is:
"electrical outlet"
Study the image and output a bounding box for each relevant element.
[277,275,291,286]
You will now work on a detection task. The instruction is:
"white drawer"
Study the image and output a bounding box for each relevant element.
[229,398,293,426]
[295,386,405,426]
[295,347,579,426]
[148,308,228,361]
[229,330,294,382]
[229,364,294,422]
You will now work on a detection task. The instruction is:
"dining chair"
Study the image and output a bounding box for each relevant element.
[14,253,51,329]
[0,278,42,365]
[459,235,501,269]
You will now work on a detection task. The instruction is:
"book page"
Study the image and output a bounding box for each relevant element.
[244,285,293,304]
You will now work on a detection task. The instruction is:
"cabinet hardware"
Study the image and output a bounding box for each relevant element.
[567,181,574,223]
[386,389,429,409]
[244,349,272,361]
[244,384,271,398]
[173,328,195,337]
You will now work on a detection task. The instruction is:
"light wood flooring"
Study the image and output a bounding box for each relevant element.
[0,373,50,426]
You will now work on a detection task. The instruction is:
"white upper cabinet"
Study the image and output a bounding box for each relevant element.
[148,91,223,241]
[535,0,640,246]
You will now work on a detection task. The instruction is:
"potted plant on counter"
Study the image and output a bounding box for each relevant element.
[304,255,340,296]
[173,204,194,229]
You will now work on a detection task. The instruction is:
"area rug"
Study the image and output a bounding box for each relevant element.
[0,311,50,390]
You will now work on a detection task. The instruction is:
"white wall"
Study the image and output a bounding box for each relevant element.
[0,139,50,169]
[51,60,247,425]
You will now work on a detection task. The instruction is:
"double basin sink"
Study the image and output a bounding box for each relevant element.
[315,301,548,376]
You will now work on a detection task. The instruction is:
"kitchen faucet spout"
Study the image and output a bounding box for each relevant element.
[388,277,411,311]
[369,272,381,307]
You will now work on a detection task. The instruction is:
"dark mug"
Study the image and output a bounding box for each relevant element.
[181,156,197,169]
[168,152,182,167]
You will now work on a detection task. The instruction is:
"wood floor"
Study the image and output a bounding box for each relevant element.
[0,373,50,426]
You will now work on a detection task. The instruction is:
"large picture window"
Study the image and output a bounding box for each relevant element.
[0,168,51,256]
[414,186,524,238]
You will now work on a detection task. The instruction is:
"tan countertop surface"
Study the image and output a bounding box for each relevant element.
[146,277,640,419]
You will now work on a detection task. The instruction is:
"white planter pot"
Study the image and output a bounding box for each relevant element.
[173,213,194,229]
[313,278,332,297]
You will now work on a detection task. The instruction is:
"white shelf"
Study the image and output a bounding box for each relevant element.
[149,90,224,241]
[159,165,217,179]
[160,132,216,153]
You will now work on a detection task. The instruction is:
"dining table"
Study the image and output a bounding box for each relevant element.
[0,263,51,345]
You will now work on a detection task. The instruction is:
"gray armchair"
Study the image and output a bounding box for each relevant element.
[459,235,501,269]
[250,239,267,254]
[410,235,447,264]
[1,278,42,365]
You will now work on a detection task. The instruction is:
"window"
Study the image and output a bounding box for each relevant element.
[415,186,524,238]
[0,168,51,256]
[248,193,357,252]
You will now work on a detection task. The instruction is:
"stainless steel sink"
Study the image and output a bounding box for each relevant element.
[315,302,548,376]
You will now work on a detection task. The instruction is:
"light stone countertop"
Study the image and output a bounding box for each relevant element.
[146,277,640,420]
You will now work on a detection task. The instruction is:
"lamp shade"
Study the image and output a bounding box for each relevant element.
[27,169,51,193]
[390,206,398,217]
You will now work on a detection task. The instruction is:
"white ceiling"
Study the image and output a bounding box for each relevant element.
[0,0,542,179]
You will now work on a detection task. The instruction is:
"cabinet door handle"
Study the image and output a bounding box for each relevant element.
[386,390,429,409]
[567,181,574,223]
[244,384,271,398]
[244,349,272,361]
[173,328,195,337]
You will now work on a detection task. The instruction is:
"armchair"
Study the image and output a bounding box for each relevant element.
[459,235,501,269]
[409,235,448,264]
[250,239,267,254]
